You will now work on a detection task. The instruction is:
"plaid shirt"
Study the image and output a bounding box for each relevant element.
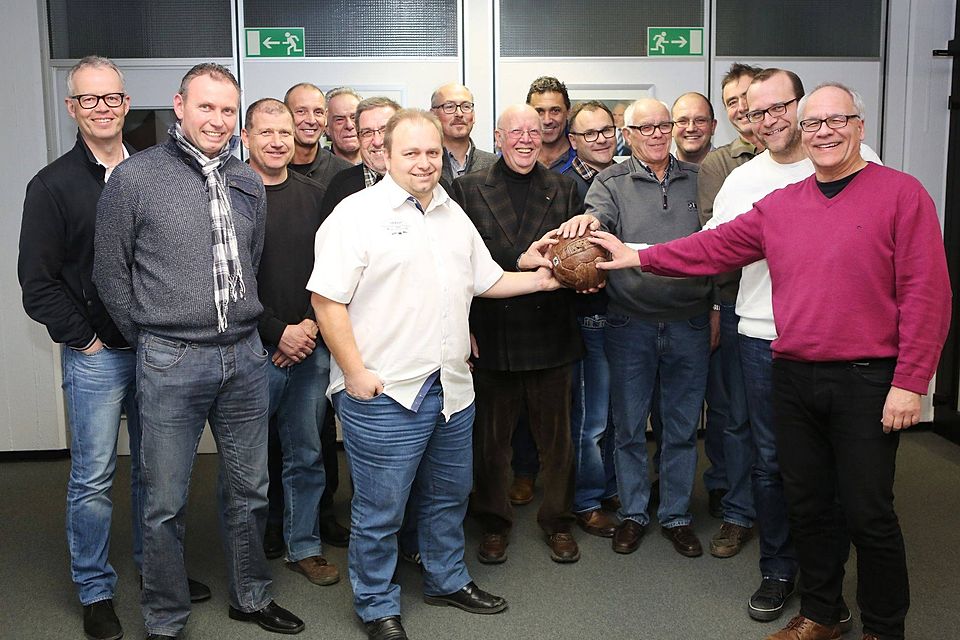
[571,156,600,184]
[363,164,382,188]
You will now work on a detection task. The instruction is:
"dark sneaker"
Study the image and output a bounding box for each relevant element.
[709,522,753,558]
[749,578,796,622]
[83,599,122,640]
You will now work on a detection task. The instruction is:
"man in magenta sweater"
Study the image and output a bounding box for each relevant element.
[590,84,950,640]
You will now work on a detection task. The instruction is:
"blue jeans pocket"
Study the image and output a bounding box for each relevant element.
[143,335,188,371]
[687,312,710,331]
[605,314,631,329]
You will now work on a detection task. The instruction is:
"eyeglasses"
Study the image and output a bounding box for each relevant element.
[799,114,861,133]
[675,117,712,129]
[498,128,542,140]
[431,101,474,114]
[745,98,798,124]
[358,126,387,140]
[569,126,616,143]
[70,93,125,109]
[626,122,675,136]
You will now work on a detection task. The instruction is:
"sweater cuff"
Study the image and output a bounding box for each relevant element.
[892,372,932,396]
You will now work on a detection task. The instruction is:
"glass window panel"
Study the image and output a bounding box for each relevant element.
[499,0,703,57]
[48,0,232,59]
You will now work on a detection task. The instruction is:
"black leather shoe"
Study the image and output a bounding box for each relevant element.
[228,600,304,634]
[263,524,286,560]
[424,581,508,614]
[83,599,122,640]
[661,524,703,557]
[188,578,211,603]
[319,517,351,547]
[365,616,408,640]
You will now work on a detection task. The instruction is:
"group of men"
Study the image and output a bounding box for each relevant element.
[17,53,948,640]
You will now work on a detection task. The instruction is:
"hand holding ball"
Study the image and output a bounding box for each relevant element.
[548,235,611,290]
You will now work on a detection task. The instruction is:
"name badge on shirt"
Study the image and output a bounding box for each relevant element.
[384,217,411,236]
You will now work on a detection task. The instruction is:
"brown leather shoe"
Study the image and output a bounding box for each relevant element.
[477,533,508,564]
[546,532,580,563]
[286,555,340,586]
[709,521,753,558]
[765,615,841,640]
[612,519,646,554]
[508,475,535,505]
[575,509,617,537]
[660,524,702,557]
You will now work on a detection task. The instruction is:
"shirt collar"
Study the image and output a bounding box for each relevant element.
[571,155,600,183]
[380,173,449,214]
[362,164,383,188]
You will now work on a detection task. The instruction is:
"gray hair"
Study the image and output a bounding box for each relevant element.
[67,56,124,94]
[325,86,362,104]
[798,82,865,120]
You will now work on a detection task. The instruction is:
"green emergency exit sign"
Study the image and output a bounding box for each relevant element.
[245,28,305,58]
[647,28,704,56]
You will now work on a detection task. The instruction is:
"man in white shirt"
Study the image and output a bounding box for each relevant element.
[308,109,561,640]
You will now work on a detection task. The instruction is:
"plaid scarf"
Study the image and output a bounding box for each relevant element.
[169,122,244,333]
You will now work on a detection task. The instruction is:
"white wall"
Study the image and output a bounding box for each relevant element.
[0,0,67,450]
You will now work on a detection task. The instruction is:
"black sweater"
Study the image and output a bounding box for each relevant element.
[257,171,328,347]
[19,133,134,349]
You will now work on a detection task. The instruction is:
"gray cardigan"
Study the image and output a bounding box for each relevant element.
[586,156,711,322]
[94,137,267,345]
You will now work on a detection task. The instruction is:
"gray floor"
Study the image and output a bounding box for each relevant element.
[2,432,959,640]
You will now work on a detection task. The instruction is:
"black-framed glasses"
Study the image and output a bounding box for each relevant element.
[431,101,474,114]
[70,93,125,109]
[358,126,387,140]
[799,114,861,133]
[569,125,616,143]
[626,122,674,136]
[745,98,798,124]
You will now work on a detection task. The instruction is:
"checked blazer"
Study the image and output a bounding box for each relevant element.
[451,160,585,372]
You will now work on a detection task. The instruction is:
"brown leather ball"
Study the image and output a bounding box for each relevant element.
[548,235,611,290]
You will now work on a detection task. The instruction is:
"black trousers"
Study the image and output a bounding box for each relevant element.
[773,358,908,640]
[472,365,575,535]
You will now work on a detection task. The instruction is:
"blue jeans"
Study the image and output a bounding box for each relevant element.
[335,382,473,622]
[713,303,754,526]
[62,346,140,606]
[739,335,797,581]
[266,345,330,562]
[571,315,617,512]
[137,331,272,636]
[605,312,710,527]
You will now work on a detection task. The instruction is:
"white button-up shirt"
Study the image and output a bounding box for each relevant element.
[307,174,504,420]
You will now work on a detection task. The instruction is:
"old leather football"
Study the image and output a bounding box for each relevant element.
[549,235,610,290]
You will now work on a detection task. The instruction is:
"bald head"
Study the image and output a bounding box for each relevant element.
[495,104,542,174]
[430,83,476,144]
[672,92,717,164]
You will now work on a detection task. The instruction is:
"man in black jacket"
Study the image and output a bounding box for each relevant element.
[452,104,584,565]
[17,55,211,640]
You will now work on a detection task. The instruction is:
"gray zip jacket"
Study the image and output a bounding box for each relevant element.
[586,155,711,321]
